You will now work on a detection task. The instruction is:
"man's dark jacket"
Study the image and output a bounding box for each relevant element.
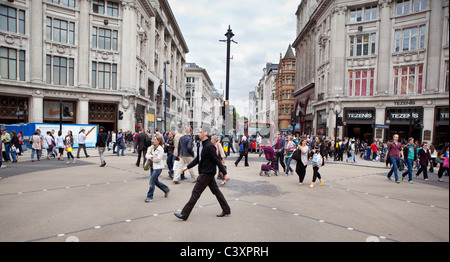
[187,138,227,176]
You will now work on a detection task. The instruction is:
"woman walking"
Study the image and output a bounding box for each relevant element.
[284,135,295,176]
[211,135,229,185]
[437,145,449,182]
[295,139,309,186]
[145,136,170,202]
[429,144,437,173]
[309,137,325,188]
[416,142,431,181]
[65,131,75,164]
[56,131,65,161]
[30,131,42,162]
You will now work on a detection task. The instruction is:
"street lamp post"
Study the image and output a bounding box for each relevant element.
[164,60,170,134]
[220,26,237,137]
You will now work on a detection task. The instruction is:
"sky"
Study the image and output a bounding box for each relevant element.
[169,0,299,117]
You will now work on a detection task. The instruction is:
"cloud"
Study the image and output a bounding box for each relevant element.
[170,0,298,116]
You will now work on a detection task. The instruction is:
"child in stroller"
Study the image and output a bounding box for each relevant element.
[260,146,278,177]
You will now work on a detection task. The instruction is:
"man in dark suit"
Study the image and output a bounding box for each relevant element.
[174,127,231,221]
[135,128,148,167]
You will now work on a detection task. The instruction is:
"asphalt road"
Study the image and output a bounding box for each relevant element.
[0,148,448,242]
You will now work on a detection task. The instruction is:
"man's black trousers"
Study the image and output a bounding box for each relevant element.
[181,173,230,219]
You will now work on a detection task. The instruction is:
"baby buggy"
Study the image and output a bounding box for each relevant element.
[260,146,278,177]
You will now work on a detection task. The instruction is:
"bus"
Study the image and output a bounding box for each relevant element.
[246,122,274,151]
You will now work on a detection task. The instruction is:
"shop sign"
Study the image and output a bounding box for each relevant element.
[347,112,373,119]
[394,100,415,106]
[390,112,420,119]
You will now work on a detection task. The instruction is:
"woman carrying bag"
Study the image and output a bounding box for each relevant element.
[144,136,170,203]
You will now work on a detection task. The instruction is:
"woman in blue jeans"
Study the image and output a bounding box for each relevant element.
[385,134,403,183]
[145,136,170,202]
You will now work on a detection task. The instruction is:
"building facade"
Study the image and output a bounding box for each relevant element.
[293,0,449,145]
[276,45,296,133]
[0,0,189,133]
[249,62,278,131]
[185,62,223,133]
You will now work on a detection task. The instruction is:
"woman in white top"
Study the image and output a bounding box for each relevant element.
[295,139,309,186]
[211,135,229,185]
[56,131,65,161]
[145,136,170,202]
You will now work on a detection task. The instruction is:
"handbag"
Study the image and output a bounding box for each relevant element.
[144,158,153,171]
[292,148,302,161]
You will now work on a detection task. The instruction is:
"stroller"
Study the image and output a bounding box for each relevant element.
[260,146,278,177]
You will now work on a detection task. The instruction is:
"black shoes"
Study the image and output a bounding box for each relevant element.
[174,211,231,220]
[174,213,188,221]
[100,162,106,167]
[216,211,231,217]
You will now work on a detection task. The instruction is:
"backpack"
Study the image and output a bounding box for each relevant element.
[239,143,244,153]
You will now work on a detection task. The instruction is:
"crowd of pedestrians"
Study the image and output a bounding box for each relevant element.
[2,125,448,185]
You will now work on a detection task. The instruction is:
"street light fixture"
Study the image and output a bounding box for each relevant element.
[164,60,170,134]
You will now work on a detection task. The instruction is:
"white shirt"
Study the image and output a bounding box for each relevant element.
[78,133,86,144]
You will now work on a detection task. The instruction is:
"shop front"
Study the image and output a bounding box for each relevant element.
[385,107,423,141]
[0,96,29,124]
[88,102,117,132]
[344,108,375,142]
[434,106,449,147]
[43,99,76,124]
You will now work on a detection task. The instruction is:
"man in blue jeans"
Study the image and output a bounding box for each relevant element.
[402,137,417,184]
[385,134,403,183]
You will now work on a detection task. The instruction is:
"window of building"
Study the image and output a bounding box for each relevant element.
[0,4,25,34]
[349,8,362,23]
[47,0,76,8]
[93,0,119,17]
[396,0,427,15]
[395,25,426,52]
[46,55,74,86]
[365,6,377,21]
[348,69,375,97]
[92,27,118,51]
[413,0,428,12]
[46,17,75,45]
[349,34,376,57]
[396,0,411,15]
[0,47,25,81]
[349,6,377,23]
[393,65,423,95]
[92,61,117,90]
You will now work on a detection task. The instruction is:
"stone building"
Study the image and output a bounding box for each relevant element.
[0,0,189,133]
[293,0,449,144]
[276,45,296,133]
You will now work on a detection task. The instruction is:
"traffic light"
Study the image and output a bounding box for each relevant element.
[337,116,344,126]
[118,110,124,120]
[413,118,423,129]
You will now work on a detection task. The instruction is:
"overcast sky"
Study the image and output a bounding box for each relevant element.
[169,0,299,117]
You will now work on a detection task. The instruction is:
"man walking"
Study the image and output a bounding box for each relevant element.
[173,127,197,184]
[174,127,231,220]
[135,128,148,167]
[96,127,108,167]
[273,132,286,172]
[77,129,90,158]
